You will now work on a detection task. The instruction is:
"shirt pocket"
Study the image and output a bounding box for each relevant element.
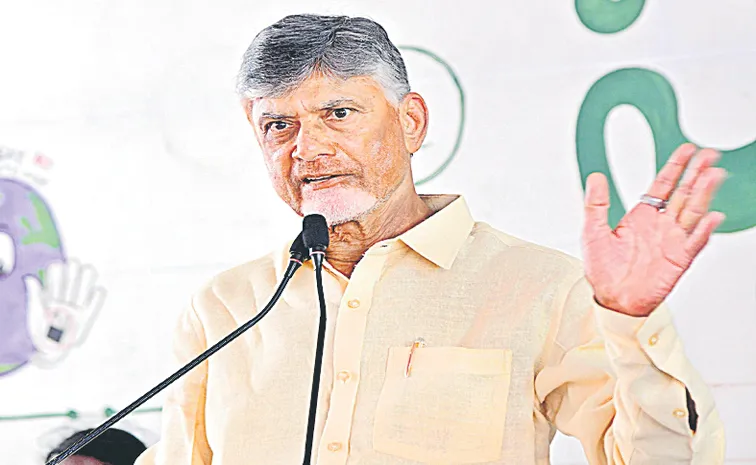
[373,346,513,464]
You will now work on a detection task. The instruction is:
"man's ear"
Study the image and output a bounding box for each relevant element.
[242,98,255,125]
[399,92,429,154]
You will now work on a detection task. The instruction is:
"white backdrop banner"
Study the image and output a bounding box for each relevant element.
[0,1,754,463]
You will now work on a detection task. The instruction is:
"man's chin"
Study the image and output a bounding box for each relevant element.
[301,188,378,226]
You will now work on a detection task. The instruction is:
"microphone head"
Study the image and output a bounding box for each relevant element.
[289,232,309,261]
[302,214,329,252]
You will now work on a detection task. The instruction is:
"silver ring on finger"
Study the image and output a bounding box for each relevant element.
[640,194,668,212]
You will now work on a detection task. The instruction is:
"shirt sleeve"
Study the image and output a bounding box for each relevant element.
[135,297,213,465]
[534,273,725,464]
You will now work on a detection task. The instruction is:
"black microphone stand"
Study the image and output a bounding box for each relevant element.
[301,214,330,465]
[302,251,327,464]
[46,237,310,465]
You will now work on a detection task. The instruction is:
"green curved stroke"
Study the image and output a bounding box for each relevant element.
[575,0,646,34]
[576,68,756,233]
[399,46,466,186]
[0,364,19,375]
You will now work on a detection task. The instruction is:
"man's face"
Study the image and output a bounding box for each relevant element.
[247,74,413,224]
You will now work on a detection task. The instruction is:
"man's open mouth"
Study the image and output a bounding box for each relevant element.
[303,175,340,184]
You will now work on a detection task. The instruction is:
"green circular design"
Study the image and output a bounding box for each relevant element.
[575,0,646,34]
[576,67,756,233]
[399,46,466,185]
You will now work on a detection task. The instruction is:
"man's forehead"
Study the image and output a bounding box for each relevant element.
[251,75,385,117]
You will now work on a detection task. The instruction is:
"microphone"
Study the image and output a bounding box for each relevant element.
[287,231,311,276]
[300,214,329,465]
[302,214,329,262]
[46,233,310,465]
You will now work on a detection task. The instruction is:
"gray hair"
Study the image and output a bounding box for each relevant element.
[236,14,411,103]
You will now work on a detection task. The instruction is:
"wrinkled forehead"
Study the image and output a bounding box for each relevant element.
[249,74,391,120]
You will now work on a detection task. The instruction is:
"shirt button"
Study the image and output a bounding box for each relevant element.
[347,299,360,309]
[648,335,659,346]
[327,442,342,452]
[336,371,351,383]
[673,408,686,418]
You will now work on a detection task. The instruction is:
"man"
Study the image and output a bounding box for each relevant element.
[137,14,726,464]
[47,428,147,465]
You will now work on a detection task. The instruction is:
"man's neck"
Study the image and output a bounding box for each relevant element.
[325,191,433,278]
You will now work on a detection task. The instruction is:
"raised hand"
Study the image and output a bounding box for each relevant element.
[582,143,727,317]
[25,259,106,366]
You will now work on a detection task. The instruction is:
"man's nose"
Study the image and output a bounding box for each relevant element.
[293,123,335,161]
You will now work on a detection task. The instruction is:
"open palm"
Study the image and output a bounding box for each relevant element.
[26,259,106,366]
[582,144,726,317]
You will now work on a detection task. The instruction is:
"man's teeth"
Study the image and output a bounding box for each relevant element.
[306,175,335,183]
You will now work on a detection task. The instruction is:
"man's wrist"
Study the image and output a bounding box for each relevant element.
[593,295,658,317]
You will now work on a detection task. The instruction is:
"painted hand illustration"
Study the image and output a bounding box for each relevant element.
[24,259,106,366]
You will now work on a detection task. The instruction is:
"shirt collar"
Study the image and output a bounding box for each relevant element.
[275,194,475,282]
[397,194,474,270]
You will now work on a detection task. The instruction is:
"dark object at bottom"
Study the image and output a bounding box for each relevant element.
[46,428,146,465]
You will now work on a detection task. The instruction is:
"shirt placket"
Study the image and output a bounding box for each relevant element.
[316,243,393,465]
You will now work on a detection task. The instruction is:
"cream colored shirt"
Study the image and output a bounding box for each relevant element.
[137,195,724,465]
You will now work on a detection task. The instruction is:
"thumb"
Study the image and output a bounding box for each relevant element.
[583,172,612,241]
[24,274,44,310]
[24,275,47,347]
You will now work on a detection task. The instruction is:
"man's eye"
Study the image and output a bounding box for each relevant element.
[266,121,289,132]
[332,108,352,119]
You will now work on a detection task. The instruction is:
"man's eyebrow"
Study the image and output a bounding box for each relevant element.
[318,98,365,110]
[258,99,366,120]
[260,112,295,120]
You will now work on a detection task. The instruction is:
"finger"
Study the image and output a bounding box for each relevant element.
[646,143,698,199]
[83,286,107,316]
[24,275,45,324]
[45,261,65,302]
[74,263,99,309]
[77,287,106,344]
[64,258,82,305]
[685,211,726,257]
[23,274,44,302]
[666,148,721,216]
[583,172,612,241]
[678,167,727,233]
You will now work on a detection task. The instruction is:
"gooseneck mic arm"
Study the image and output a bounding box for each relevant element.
[46,233,311,465]
[301,214,330,465]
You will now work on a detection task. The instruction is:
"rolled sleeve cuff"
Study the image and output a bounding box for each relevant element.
[593,301,683,374]
[593,301,725,461]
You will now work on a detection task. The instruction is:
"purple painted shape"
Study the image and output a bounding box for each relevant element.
[0,178,65,375]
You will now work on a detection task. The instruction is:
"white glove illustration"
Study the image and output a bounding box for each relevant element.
[24,259,106,366]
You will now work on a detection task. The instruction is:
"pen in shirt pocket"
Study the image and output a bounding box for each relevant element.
[404,337,426,378]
